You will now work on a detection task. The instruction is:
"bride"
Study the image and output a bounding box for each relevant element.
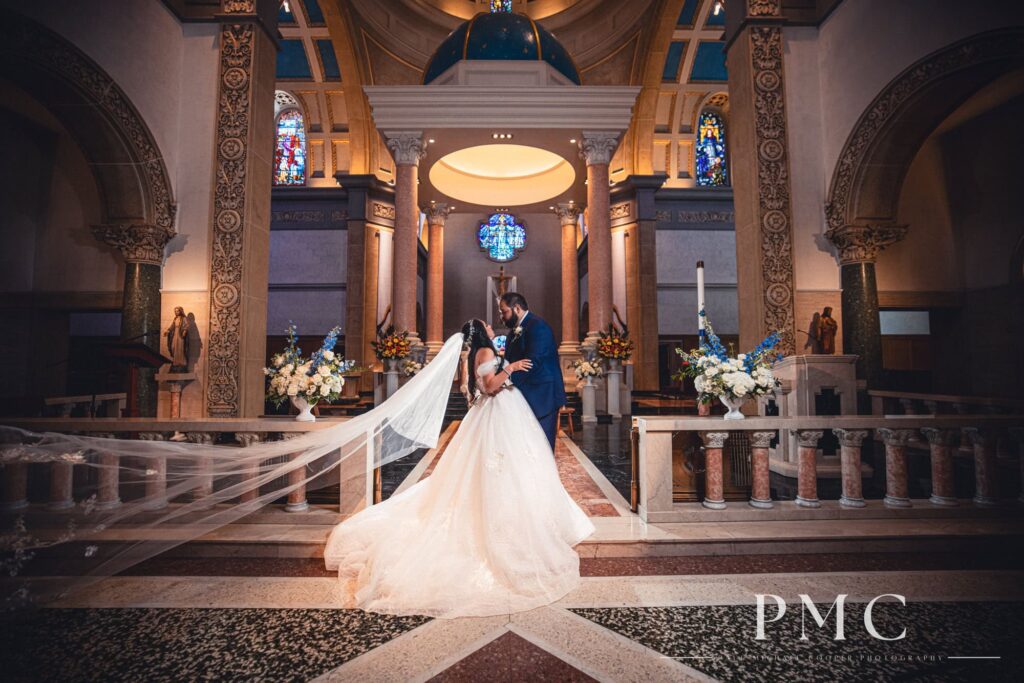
[323,318,595,618]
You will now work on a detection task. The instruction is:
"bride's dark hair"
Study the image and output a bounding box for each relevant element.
[460,318,503,400]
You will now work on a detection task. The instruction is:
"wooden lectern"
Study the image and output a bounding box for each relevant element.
[101,343,171,417]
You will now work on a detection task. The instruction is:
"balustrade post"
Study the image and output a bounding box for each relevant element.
[186,432,215,502]
[699,432,729,510]
[48,461,75,511]
[965,428,998,507]
[921,428,958,507]
[235,432,263,503]
[638,429,673,521]
[1,463,29,512]
[280,433,309,512]
[94,434,121,511]
[795,430,823,508]
[878,428,914,508]
[834,428,869,508]
[748,431,775,509]
[139,432,168,510]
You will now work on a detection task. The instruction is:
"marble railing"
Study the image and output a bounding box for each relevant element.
[868,390,1024,417]
[632,415,1024,523]
[42,393,127,417]
[0,417,366,515]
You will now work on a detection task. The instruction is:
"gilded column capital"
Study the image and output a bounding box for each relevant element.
[553,203,582,227]
[578,132,619,166]
[91,223,175,265]
[385,132,428,166]
[426,203,452,227]
[825,223,908,265]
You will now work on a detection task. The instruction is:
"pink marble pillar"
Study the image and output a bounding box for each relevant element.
[48,461,75,511]
[1,463,29,511]
[700,431,729,509]
[579,133,619,348]
[749,431,775,509]
[965,428,998,506]
[235,432,262,504]
[921,428,958,507]
[386,133,427,348]
[96,452,122,511]
[425,203,451,358]
[139,432,168,510]
[286,451,309,513]
[187,432,215,501]
[833,428,869,508]
[878,428,914,508]
[555,204,582,356]
[795,430,823,508]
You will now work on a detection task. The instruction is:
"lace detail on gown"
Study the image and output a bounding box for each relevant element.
[323,358,595,618]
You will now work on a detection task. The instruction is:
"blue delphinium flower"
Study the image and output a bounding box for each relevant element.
[309,326,342,374]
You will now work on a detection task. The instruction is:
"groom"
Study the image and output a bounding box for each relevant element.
[499,292,567,449]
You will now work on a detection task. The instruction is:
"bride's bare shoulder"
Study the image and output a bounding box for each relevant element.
[474,346,496,367]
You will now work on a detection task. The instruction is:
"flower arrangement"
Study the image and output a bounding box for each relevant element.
[371,325,412,360]
[674,315,782,406]
[596,324,634,361]
[402,359,425,376]
[264,324,355,407]
[571,357,603,380]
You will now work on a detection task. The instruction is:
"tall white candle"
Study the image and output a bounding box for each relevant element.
[697,260,705,333]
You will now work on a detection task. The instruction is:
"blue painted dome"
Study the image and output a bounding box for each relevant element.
[423,12,581,85]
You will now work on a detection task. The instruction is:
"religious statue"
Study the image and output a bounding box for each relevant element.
[491,266,512,298]
[815,306,838,355]
[165,306,190,371]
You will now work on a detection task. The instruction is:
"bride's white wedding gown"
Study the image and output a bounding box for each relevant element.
[324,357,595,618]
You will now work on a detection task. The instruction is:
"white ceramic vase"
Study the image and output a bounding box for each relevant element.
[291,396,316,422]
[719,395,747,420]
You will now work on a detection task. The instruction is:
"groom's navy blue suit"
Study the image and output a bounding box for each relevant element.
[504,312,566,449]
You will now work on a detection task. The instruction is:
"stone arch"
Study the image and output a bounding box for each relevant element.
[0,10,177,232]
[825,28,1024,239]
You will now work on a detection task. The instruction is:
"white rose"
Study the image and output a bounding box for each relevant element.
[319,365,331,377]
[320,383,331,396]
[324,350,335,361]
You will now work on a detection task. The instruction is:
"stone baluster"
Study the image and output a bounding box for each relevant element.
[1011,428,1024,504]
[1,463,29,512]
[921,428,958,507]
[699,432,729,510]
[748,431,775,509]
[899,398,917,415]
[965,428,998,507]
[139,432,168,510]
[48,461,75,511]
[93,434,121,511]
[280,433,309,512]
[795,430,823,508]
[878,428,914,508]
[923,400,939,415]
[834,428,870,508]
[187,432,216,501]
[235,432,263,503]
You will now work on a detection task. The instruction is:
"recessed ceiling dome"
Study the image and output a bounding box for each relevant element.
[423,11,581,85]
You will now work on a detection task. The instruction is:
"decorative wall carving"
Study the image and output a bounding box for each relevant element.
[207,22,256,417]
[655,210,672,222]
[678,211,734,223]
[330,210,348,222]
[746,0,781,17]
[0,12,177,233]
[372,202,396,220]
[91,223,176,265]
[610,202,631,219]
[826,224,908,265]
[750,26,796,355]
[271,210,324,223]
[825,30,1024,247]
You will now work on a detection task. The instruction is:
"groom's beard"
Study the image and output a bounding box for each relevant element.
[505,313,518,330]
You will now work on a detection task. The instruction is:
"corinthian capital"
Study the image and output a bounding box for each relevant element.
[426,203,452,227]
[91,223,176,265]
[825,223,907,265]
[578,132,619,166]
[553,203,581,226]
[385,132,428,166]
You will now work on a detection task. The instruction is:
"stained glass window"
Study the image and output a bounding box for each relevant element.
[478,213,526,262]
[695,110,728,187]
[273,110,306,186]
[490,0,512,12]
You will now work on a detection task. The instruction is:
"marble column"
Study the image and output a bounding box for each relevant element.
[286,451,310,512]
[965,428,998,506]
[187,432,215,501]
[554,203,582,360]
[921,428,958,507]
[235,432,263,503]
[96,451,122,511]
[425,203,451,359]
[92,223,175,417]
[826,224,906,388]
[1,463,29,511]
[386,133,427,349]
[48,462,75,511]
[795,430,823,508]
[749,431,775,509]
[700,431,729,510]
[579,133,619,349]
[834,428,869,508]
[139,432,168,510]
[878,428,914,508]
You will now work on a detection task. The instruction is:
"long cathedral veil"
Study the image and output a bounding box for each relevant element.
[0,332,466,605]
